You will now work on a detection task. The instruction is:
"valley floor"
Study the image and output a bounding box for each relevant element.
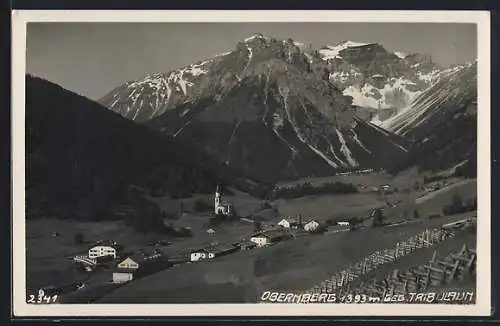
[24,173,478,304]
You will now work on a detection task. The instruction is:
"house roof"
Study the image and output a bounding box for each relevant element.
[279,218,299,224]
[252,229,288,240]
[88,240,122,251]
[119,249,166,265]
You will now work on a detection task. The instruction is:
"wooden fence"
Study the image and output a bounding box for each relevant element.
[304,226,460,295]
[349,244,476,299]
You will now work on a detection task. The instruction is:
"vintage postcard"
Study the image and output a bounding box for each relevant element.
[11,10,491,317]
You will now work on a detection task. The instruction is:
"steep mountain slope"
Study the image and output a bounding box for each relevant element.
[26,75,262,222]
[314,40,444,121]
[381,63,477,173]
[100,34,409,182]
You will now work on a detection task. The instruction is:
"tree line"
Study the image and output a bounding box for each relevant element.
[268,181,358,200]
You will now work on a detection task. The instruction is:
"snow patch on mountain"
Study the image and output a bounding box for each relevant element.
[330,70,362,84]
[350,129,372,154]
[342,77,422,110]
[307,144,340,168]
[335,128,358,167]
[319,40,372,60]
[416,68,441,84]
[394,52,407,59]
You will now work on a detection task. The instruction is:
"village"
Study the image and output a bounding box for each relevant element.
[32,174,477,304]
[63,185,352,292]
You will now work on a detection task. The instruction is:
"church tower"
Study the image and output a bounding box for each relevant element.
[214,185,221,213]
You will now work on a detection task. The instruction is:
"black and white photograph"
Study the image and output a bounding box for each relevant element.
[11,10,491,317]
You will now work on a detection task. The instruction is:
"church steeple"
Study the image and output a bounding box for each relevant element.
[214,185,221,213]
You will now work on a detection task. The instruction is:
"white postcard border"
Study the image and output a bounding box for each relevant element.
[11,9,491,317]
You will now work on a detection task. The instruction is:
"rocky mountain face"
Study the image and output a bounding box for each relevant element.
[313,41,444,122]
[26,75,263,223]
[381,62,477,174]
[100,34,410,182]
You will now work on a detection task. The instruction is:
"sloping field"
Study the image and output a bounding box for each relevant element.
[415,179,476,217]
[98,212,474,303]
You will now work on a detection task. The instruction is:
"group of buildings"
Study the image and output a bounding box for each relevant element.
[73,240,172,284]
[276,216,322,232]
[71,186,353,286]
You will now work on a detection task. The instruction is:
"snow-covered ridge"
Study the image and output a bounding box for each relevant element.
[394,52,407,59]
[319,40,372,60]
[244,33,271,42]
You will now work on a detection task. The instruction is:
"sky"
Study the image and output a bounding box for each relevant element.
[26,22,477,101]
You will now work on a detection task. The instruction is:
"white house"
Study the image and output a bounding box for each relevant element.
[250,234,271,247]
[337,221,350,227]
[381,184,392,191]
[214,185,234,217]
[190,249,215,262]
[278,219,291,228]
[304,220,320,232]
[113,251,168,283]
[206,228,216,235]
[278,217,302,229]
[88,245,118,259]
[113,257,140,283]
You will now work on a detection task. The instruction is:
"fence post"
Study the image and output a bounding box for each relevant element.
[449,259,461,283]
[466,253,476,274]
[424,269,431,290]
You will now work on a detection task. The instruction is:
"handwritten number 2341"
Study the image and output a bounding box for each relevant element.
[27,289,58,304]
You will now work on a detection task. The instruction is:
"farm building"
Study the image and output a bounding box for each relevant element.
[249,234,271,247]
[303,220,321,232]
[278,216,303,229]
[250,229,289,247]
[277,218,291,228]
[336,221,350,227]
[112,250,170,284]
[206,228,216,235]
[381,184,392,191]
[234,240,257,250]
[190,248,216,262]
[277,217,302,229]
[327,224,351,233]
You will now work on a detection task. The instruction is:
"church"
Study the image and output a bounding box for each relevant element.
[214,185,234,217]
